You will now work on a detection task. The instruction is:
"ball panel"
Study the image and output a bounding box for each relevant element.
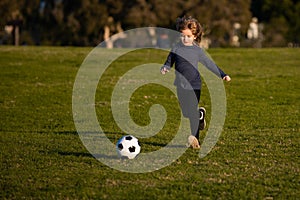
[125,136,133,140]
[117,143,123,150]
[128,146,136,153]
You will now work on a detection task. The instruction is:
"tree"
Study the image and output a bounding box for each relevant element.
[251,0,300,46]
[0,0,25,45]
[174,0,252,47]
[57,0,108,45]
[1,0,297,47]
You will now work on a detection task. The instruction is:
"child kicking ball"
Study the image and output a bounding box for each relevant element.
[161,16,231,149]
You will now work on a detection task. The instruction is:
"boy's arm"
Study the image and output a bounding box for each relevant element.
[223,75,231,81]
[161,52,174,74]
[164,51,175,69]
[199,50,230,81]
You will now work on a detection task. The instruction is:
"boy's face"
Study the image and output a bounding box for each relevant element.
[180,29,195,46]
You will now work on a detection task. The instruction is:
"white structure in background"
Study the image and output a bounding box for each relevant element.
[231,22,241,47]
[247,17,259,40]
[200,37,211,49]
[148,27,157,46]
[103,17,126,49]
[4,25,13,35]
[102,26,211,49]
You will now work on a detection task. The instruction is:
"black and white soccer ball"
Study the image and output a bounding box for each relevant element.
[116,135,141,159]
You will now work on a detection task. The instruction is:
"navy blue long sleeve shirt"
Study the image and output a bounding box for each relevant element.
[164,42,227,90]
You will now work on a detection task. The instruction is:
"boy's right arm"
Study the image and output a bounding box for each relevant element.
[160,66,170,74]
[160,52,174,74]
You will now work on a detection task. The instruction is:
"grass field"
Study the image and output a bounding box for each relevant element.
[0,46,299,199]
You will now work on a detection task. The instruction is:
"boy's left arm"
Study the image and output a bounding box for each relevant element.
[223,75,231,81]
[199,50,231,81]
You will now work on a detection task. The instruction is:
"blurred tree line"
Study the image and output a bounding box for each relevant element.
[0,0,299,47]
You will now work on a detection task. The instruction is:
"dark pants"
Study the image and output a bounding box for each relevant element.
[176,87,201,139]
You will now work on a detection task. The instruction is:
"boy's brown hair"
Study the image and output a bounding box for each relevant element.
[176,16,203,45]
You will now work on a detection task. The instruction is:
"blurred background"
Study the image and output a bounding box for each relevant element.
[0,0,299,48]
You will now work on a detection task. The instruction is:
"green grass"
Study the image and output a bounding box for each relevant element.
[0,46,299,199]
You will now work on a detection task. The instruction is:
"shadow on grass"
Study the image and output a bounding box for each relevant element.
[46,131,186,159]
[41,150,121,159]
[53,131,79,135]
[39,149,93,158]
[58,151,120,159]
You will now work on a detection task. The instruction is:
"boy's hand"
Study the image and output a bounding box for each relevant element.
[160,66,169,74]
[223,75,231,82]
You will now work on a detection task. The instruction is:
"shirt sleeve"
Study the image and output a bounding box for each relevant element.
[163,51,175,70]
[199,50,227,79]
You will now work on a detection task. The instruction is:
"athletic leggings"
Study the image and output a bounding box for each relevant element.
[176,87,201,139]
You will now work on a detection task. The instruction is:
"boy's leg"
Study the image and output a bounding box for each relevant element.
[177,87,201,149]
[185,89,201,149]
[193,90,201,140]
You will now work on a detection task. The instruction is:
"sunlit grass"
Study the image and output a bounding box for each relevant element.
[0,46,299,199]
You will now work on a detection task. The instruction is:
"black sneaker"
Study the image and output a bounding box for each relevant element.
[199,107,206,130]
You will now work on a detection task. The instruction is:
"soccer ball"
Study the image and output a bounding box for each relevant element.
[116,135,141,159]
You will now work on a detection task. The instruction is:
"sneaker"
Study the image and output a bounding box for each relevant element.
[187,135,200,149]
[199,107,206,130]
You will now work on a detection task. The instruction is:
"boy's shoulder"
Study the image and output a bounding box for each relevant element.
[171,42,182,52]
